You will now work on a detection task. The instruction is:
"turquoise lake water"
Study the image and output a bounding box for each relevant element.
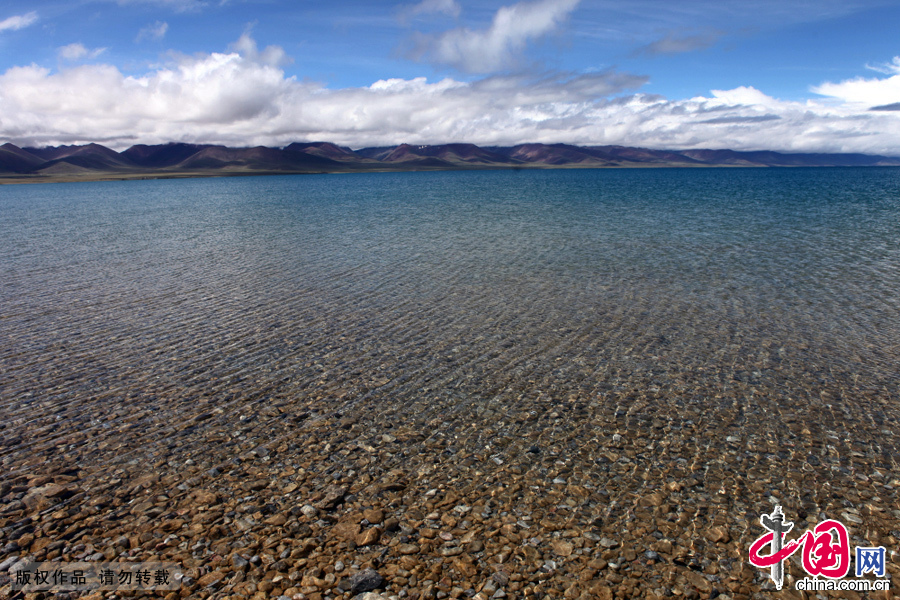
[1,168,899,471]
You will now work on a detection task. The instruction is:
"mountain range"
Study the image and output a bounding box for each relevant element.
[2,141,899,182]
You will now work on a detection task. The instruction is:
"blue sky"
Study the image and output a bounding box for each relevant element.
[1,0,899,153]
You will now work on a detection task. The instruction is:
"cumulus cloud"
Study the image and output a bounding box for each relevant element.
[1,36,900,156]
[0,11,38,32]
[228,33,292,68]
[58,43,108,61]
[412,0,581,73]
[137,21,169,42]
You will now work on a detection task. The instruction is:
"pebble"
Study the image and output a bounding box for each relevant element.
[0,555,19,572]
[349,568,385,594]
[397,543,420,555]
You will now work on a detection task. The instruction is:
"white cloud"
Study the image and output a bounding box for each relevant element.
[0,11,38,32]
[58,43,108,61]
[228,33,292,68]
[137,21,169,42]
[1,36,899,156]
[812,56,900,108]
[401,0,461,19]
[413,0,581,73]
[865,56,900,76]
[116,0,206,12]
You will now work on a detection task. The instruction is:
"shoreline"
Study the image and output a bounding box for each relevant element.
[4,162,897,186]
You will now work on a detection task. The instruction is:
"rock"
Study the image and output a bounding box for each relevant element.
[356,526,382,546]
[190,489,219,505]
[706,526,730,544]
[332,520,361,541]
[22,483,74,510]
[639,492,664,507]
[550,539,574,557]
[197,570,225,588]
[0,555,19,571]
[363,508,384,524]
[599,537,619,549]
[590,583,614,600]
[348,568,384,594]
[397,543,420,555]
[841,512,863,524]
[300,504,318,519]
[232,555,250,570]
[684,570,712,593]
[265,513,288,526]
[320,485,347,510]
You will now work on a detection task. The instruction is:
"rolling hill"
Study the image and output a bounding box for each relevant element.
[2,140,899,183]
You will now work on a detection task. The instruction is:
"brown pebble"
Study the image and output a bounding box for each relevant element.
[356,527,382,546]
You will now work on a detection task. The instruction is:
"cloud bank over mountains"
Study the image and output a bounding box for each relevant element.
[0,1,899,154]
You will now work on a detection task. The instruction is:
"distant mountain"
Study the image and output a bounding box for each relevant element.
[123,142,213,168]
[173,145,344,171]
[377,143,516,165]
[489,143,612,165]
[590,145,706,164]
[24,143,137,173]
[2,140,899,183]
[0,143,45,173]
[284,142,364,162]
[679,149,897,167]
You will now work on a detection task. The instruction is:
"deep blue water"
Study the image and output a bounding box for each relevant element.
[1,168,899,469]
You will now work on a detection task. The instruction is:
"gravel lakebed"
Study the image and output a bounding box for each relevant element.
[2,366,898,600]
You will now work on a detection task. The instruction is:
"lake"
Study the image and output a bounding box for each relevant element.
[1,168,898,596]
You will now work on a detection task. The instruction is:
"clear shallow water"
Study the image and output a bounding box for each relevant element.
[1,168,899,473]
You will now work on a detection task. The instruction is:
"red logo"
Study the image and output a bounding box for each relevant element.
[749,506,851,589]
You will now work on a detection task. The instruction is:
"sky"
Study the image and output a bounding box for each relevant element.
[1,0,899,154]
